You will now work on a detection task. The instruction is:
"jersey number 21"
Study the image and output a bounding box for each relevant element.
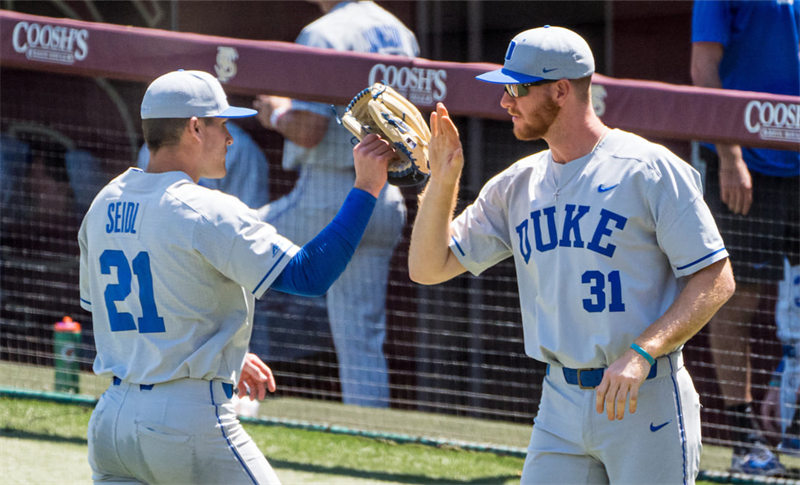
[100,249,165,333]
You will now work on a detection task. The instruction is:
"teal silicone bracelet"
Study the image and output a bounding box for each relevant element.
[630,343,656,366]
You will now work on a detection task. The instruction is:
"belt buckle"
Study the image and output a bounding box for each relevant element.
[577,369,594,390]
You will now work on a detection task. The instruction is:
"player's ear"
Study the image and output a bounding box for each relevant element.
[188,117,202,138]
[552,79,571,105]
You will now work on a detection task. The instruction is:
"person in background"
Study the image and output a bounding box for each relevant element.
[691,0,800,476]
[0,130,100,353]
[252,0,418,407]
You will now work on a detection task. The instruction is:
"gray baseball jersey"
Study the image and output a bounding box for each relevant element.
[449,129,728,368]
[79,168,299,386]
[450,128,723,483]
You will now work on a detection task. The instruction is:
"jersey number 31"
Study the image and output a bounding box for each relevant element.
[582,270,626,313]
[100,249,165,333]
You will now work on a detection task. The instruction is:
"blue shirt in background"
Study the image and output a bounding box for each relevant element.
[692,0,800,176]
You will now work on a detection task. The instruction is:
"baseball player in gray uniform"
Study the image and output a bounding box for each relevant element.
[79,70,393,484]
[253,0,419,407]
[408,26,736,484]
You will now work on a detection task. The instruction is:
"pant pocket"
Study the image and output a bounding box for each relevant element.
[136,421,195,484]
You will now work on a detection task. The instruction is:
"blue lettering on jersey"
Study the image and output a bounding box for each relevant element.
[587,209,627,258]
[515,220,532,263]
[531,206,558,252]
[516,205,628,261]
[105,201,140,234]
[365,26,403,54]
[559,204,590,248]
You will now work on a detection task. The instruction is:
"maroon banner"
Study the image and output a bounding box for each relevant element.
[2,10,798,150]
[594,74,800,150]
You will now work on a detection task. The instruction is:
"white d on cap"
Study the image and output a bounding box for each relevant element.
[140,70,257,119]
[476,25,595,84]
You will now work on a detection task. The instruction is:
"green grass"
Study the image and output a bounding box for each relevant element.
[0,397,523,484]
[0,361,533,449]
[257,427,523,484]
[3,393,799,484]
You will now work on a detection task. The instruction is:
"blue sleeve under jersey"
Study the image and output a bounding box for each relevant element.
[270,187,377,296]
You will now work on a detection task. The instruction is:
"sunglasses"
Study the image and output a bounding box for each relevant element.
[504,79,557,98]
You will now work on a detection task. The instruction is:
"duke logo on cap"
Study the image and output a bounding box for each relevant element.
[477,25,595,85]
[141,70,257,119]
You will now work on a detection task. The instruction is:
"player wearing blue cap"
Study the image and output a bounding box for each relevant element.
[79,70,394,484]
[409,26,736,484]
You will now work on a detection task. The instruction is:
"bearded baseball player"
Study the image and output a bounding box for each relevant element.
[408,26,735,484]
[79,70,393,484]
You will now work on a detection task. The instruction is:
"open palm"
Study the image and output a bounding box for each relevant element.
[428,103,464,184]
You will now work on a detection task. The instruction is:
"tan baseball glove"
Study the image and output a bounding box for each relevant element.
[341,83,431,187]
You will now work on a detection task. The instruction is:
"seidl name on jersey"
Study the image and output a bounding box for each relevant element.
[105,201,142,235]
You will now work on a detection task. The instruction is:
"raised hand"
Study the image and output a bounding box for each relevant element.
[353,133,393,197]
[428,102,464,186]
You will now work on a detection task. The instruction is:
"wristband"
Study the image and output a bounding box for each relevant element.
[630,343,656,366]
[269,106,289,128]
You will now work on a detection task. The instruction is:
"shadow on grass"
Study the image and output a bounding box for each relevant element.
[1,428,87,445]
[267,457,520,484]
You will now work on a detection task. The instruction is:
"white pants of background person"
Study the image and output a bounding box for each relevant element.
[257,165,405,407]
[777,257,800,440]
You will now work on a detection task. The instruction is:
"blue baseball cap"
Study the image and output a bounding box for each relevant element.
[476,26,595,85]
[141,70,257,119]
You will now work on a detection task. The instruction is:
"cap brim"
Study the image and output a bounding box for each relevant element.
[216,106,258,118]
[475,68,545,84]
